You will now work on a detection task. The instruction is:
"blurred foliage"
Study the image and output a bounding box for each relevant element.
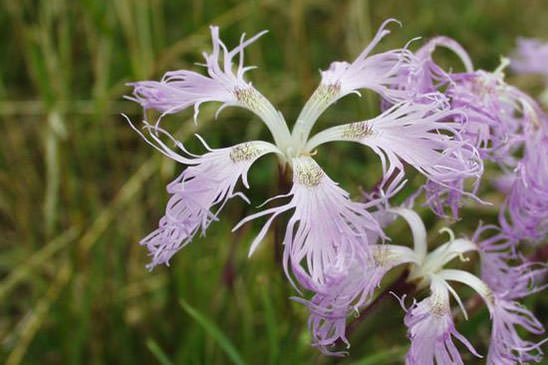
[1,0,548,364]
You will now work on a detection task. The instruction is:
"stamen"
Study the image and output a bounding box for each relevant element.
[439,227,455,243]
[494,56,511,76]
[457,252,470,263]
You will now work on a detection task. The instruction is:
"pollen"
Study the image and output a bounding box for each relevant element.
[342,121,374,139]
[230,143,263,163]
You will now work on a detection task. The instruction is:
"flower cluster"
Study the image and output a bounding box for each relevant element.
[125,22,547,363]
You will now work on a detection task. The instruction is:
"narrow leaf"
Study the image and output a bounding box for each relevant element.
[180,299,246,365]
[146,338,173,365]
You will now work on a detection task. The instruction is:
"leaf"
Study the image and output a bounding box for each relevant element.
[180,299,246,365]
[261,285,279,365]
[350,346,407,365]
[146,338,173,365]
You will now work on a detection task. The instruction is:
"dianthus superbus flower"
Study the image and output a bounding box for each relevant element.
[404,275,480,365]
[511,37,548,105]
[127,26,292,151]
[511,38,548,77]
[292,243,419,355]
[473,225,548,364]
[305,99,481,189]
[234,156,382,287]
[124,21,548,362]
[126,121,282,269]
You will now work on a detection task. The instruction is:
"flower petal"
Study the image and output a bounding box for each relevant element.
[511,37,548,76]
[140,137,279,270]
[293,244,418,356]
[126,26,291,148]
[488,296,546,364]
[235,156,382,287]
[306,100,482,192]
[292,18,417,147]
[404,276,480,365]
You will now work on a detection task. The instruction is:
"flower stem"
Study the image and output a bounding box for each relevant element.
[44,110,64,238]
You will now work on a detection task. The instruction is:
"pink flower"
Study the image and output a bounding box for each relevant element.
[511,38,548,77]
[293,244,419,355]
[473,225,547,364]
[234,157,382,287]
[127,26,292,149]
[124,23,548,362]
[306,99,482,190]
[403,276,481,365]
[127,118,281,269]
[488,297,545,364]
[319,18,416,104]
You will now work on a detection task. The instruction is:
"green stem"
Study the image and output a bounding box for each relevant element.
[44,110,64,238]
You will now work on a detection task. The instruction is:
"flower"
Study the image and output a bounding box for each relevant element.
[234,156,382,287]
[126,26,292,150]
[471,224,547,364]
[125,23,548,362]
[398,36,548,218]
[511,38,548,77]
[292,18,418,148]
[126,118,281,269]
[293,244,419,355]
[403,275,480,365]
[306,99,482,191]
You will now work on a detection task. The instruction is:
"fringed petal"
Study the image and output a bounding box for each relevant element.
[404,276,480,365]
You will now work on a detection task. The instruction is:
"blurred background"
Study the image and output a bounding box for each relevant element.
[1,0,548,364]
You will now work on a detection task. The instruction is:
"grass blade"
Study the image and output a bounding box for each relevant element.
[146,338,173,365]
[180,299,246,365]
[350,346,407,365]
[261,285,279,365]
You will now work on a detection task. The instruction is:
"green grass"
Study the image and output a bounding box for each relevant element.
[1,0,548,364]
